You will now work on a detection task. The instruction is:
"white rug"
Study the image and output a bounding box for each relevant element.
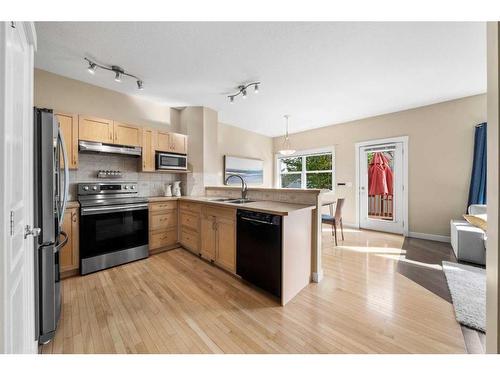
[442,261,486,332]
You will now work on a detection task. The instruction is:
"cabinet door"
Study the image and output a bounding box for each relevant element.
[156,131,170,152]
[200,215,216,261]
[141,128,156,171]
[170,133,187,154]
[78,115,113,143]
[113,122,141,146]
[60,208,79,275]
[215,217,236,273]
[55,112,78,169]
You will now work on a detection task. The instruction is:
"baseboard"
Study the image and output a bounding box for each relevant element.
[408,231,451,243]
[312,270,324,283]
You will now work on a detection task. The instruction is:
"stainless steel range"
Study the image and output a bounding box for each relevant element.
[77,182,149,275]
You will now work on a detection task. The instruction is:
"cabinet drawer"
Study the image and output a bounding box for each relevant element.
[149,201,177,212]
[180,211,200,232]
[150,211,177,230]
[204,206,236,221]
[180,229,199,252]
[150,228,178,250]
[179,201,202,214]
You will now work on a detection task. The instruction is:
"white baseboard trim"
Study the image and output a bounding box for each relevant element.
[312,270,324,283]
[408,231,451,243]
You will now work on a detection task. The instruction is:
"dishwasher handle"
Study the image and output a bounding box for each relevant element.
[240,216,278,225]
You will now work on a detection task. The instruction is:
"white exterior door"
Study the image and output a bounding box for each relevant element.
[0,22,37,354]
[359,141,406,235]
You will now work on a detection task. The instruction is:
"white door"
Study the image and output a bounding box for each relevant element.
[359,141,405,234]
[0,22,37,354]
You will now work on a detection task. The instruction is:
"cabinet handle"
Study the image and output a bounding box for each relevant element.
[72,212,77,222]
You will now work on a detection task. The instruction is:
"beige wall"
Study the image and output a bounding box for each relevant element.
[217,122,274,187]
[486,21,500,354]
[34,69,174,131]
[273,95,486,237]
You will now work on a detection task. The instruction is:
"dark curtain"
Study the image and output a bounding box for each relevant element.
[467,123,487,208]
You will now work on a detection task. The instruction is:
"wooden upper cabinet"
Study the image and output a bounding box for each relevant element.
[78,115,113,143]
[170,133,187,154]
[55,112,78,169]
[156,131,187,154]
[141,128,156,172]
[156,131,170,152]
[113,122,141,147]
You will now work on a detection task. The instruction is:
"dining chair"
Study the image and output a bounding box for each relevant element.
[322,198,345,246]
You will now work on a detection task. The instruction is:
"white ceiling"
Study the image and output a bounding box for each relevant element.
[34,22,486,137]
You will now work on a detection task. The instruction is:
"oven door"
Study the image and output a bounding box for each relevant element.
[156,152,187,170]
[80,203,149,272]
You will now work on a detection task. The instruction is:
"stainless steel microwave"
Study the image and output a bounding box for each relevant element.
[155,152,187,170]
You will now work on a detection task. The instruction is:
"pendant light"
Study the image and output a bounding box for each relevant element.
[279,115,296,156]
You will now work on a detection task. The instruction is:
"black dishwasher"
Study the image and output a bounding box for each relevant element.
[237,210,282,298]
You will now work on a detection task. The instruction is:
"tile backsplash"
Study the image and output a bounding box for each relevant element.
[68,153,182,200]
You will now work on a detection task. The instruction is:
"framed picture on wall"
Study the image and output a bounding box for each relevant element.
[224,155,264,185]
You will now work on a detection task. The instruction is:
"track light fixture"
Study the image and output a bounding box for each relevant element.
[84,57,144,90]
[227,81,260,103]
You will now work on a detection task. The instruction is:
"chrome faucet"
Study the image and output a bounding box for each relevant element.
[225,174,248,200]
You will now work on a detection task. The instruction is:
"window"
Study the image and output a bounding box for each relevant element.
[277,150,334,190]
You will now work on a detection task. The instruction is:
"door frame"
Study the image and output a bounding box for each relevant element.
[354,136,409,236]
[0,21,37,354]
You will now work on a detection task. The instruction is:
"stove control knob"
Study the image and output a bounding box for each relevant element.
[92,186,98,191]
[124,185,129,190]
[131,185,135,190]
[83,186,89,191]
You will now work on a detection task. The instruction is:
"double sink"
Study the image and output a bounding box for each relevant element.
[207,197,256,204]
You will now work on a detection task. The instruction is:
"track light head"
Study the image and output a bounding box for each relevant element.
[242,89,247,99]
[229,96,234,104]
[114,71,121,82]
[137,80,143,90]
[254,84,259,94]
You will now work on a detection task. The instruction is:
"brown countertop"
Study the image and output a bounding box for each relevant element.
[148,196,179,202]
[177,196,315,216]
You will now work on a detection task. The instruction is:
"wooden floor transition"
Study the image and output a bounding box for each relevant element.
[41,226,468,354]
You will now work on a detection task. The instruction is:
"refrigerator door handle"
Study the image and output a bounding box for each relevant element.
[57,128,69,225]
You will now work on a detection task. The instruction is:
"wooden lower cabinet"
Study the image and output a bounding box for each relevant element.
[200,214,216,261]
[60,207,79,278]
[200,206,236,273]
[149,201,178,254]
[214,216,236,272]
[179,202,201,254]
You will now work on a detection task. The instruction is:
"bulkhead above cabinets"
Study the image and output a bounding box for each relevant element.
[54,112,188,171]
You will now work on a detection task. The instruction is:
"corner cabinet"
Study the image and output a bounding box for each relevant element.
[200,206,236,273]
[60,206,79,278]
[55,112,78,169]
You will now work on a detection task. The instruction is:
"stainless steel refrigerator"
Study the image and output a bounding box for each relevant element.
[33,108,69,344]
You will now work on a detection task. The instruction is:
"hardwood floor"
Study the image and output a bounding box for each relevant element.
[41,226,467,354]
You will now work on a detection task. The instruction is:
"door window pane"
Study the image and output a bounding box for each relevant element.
[281,174,302,188]
[306,173,332,190]
[306,154,332,171]
[280,157,302,173]
[367,151,394,221]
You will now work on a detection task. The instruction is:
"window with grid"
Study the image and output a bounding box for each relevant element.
[278,151,334,190]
